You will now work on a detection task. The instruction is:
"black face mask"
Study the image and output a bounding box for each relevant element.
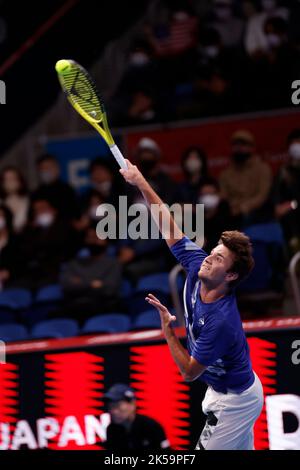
[87,244,106,256]
[232,151,251,164]
[139,159,157,174]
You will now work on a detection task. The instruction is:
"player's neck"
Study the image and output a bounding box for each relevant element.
[200,282,228,304]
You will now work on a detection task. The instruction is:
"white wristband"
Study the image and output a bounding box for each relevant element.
[110,144,127,169]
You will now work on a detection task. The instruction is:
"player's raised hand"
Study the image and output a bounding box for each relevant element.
[145,293,176,331]
[119,159,145,187]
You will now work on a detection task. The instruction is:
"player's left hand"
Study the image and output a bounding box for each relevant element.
[145,293,176,331]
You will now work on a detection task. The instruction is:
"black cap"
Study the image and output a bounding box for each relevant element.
[104,383,136,402]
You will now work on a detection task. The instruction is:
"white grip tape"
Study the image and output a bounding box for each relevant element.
[110,144,127,169]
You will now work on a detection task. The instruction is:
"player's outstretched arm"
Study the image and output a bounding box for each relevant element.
[120,159,184,248]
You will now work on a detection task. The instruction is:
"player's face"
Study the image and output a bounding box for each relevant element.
[198,243,237,287]
[108,400,136,424]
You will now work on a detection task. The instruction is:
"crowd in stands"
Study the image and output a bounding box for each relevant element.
[0,125,300,328]
[109,0,300,125]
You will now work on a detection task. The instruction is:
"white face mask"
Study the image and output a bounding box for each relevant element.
[203,45,219,58]
[185,158,203,173]
[266,33,281,48]
[0,217,6,230]
[199,194,220,210]
[35,213,54,228]
[130,52,150,67]
[94,181,112,197]
[289,143,300,160]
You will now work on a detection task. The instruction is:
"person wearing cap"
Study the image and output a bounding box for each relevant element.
[219,129,273,228]
[104,383,170,451]
[273,128,300,253]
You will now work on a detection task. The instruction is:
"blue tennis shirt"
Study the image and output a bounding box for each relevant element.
[171,236,254,393]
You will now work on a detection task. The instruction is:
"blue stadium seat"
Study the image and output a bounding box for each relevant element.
[82,313,131,334]
[0,323,29,342]
[35,284,63,303]
[135,272,170,294]
[131,310,161,330]
[121,279,133,298]
[31,318,79,339]
[0,311,15,324]
[0,288,32,310]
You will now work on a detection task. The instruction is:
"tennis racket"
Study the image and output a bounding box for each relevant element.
[55,59,127,169]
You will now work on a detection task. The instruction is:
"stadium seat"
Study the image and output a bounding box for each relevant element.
[0,323,29,342]
[31,318,79,339]
[135,272,171,294]
[121,279,133,298]
[0,288,32,310]
[35,284,63,303]
[82,313,131,334]
[0,311,15,324]
[131,310,161,330]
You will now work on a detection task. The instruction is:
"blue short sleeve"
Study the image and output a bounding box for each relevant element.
[191,315,235,366]
[170,236,207,273]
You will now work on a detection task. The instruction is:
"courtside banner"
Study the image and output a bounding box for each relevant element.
[0,318,300,450]
[125,110,300,180]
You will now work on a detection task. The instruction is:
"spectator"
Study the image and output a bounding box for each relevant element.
[60,226,122,322]
[133,137,175,204]
[32,154,79,220]
[219,129,273,227]
[273,128,300,253]
[208,0,245,49]
[247,16,300,109]
[198,177,233,253]
[0,166,29,233]
[104,384,170,451]
[176,146,208,204]
[0,205,22,289]
[245,0,289,56]
[19,197,78,290]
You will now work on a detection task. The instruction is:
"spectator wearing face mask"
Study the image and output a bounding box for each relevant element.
[0,205,22,290]
[208,0,245,49]
[19,198,78,290]
[0,166,29,233]
[247,16,300,109]
[198,177,233,254]
[219,130,273,228]
[176,146,208,204]
[273,129,300,254]
[245,0,289,57]
[60,226,122,323]
[32,154,79,221]
[133,137,175,205]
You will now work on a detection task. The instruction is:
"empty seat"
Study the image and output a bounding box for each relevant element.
[135,272,171,294]
[31,318,79,339]
[131,310,162,330]
[0,323,29,342]
[35,284,63,303]
[82,313,131,334]
[0,288,32,310]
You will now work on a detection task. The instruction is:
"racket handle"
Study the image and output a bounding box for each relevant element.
[109,144,128,169]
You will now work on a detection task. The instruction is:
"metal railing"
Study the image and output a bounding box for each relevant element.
[289,252,300,316]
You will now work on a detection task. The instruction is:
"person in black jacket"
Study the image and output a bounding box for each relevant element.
[104,383,170,451]
[0,204,22,288]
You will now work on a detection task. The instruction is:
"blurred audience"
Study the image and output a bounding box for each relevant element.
[0,205,22,289]
[0,166,29,233]
[32,154,79,221]
[219,129,273,227]
[176,146,208,204]
[199,177,233,253]
[273,128,300,254]
[60,226,122,323]
[19,197,78,290]
[208,0,245,48]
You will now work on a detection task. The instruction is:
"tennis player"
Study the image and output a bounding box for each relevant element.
[120,159,264,450]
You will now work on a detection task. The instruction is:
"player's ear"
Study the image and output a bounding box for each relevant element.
[225,271,238,283]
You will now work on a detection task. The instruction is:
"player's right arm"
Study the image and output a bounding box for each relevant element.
[119,159,184,248]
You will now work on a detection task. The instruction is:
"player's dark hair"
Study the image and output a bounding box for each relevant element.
[220,231,254,289]
[287,128,300,145]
